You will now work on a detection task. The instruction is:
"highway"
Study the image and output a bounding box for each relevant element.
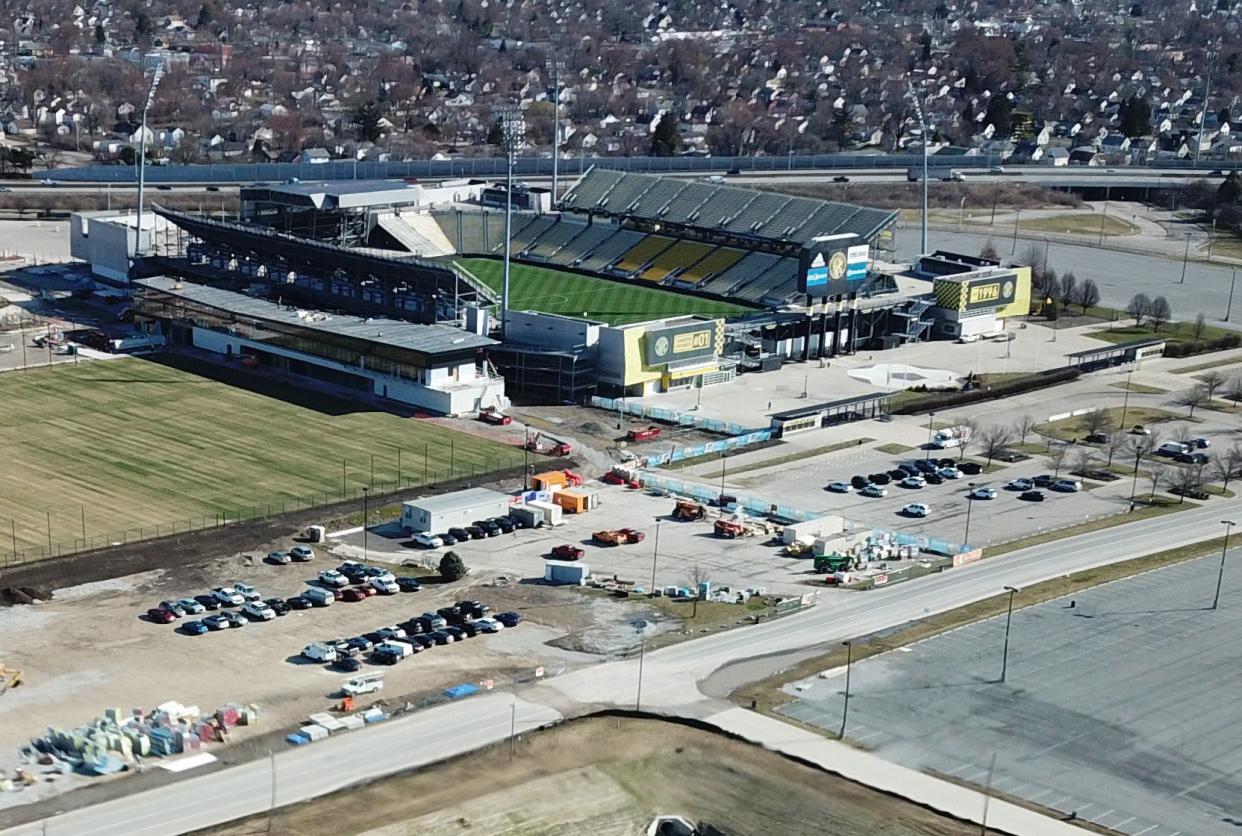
[2,495,1236,836]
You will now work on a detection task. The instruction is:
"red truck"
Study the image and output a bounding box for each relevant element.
[526,433,572,456]
[477,408,512,426]
[627,426,662,442]
[549,544,585,561]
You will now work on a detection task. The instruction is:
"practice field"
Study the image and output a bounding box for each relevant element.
[0,357,523,561]
[453,257,754,325]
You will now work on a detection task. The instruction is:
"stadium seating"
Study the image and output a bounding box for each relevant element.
[560,168,625,210]
[597,174,658,212]
[637,240,715,282]
[626,179,689,220]
[692,188,757,229]
[523,220,590,259]
[676,247,746,285]
[576,228,649,272]
[508,215,557,252]
[698,251,783,296]
[611,235,676,275]
[723,193,791,235]
[732,257,800,303]
[787,204,861,245]
[754,197,822,240]
[660,183,718,224]
[548,224,620,267]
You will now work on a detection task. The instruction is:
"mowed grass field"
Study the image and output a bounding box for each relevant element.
[453,257,754,325]
[0,357,523,559]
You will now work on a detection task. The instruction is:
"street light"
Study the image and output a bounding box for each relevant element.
[999,586,1019,683]
[1227,268,1237,322]
[362,486,370,562]
[719,452,728,504]
[649,517,661,595]
[963,482,976,545]
[839,640,854,739]
[545,57,564,202]
[906,85,929,255]
[1180,232,1191,285]
[1213,520,1235,610]
[1011,208,1021,254]
[134,65,165,261]
[496,106,526,336]
[924,411,936,461]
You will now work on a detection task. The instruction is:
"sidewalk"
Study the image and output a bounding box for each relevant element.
[704,707,1088,836]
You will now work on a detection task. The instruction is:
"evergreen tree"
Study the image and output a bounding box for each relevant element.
[353,100,384,142]
[650,112,681,156]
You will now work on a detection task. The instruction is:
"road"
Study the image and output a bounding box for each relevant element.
[3,494,1236,836]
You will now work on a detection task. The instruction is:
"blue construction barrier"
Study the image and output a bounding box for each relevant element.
[443,683,481,700]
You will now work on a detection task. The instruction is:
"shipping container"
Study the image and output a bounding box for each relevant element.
[544,560,590,585]
[527,499,564,526]
[552,488,600,514]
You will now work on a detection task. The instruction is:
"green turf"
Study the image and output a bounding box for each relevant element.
[454,257,754,325]
[0,358,526,559]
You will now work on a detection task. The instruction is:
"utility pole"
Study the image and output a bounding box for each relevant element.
[265,750,276,835]
[1195,52,1215,165]
[1000,586,1019,683]
[1011,208,1021,254]
[963,483,975,545]
[908,85,929,255]
[839,640,854,739]
[134,66,165,262]
[497,106,525,337]
[362,486,369,562]
[546,57,564,202]
[1213,520,1235,610]
[508,700,517,760]
[635,637,647,711]
[1227,268,1237,322]
[924,411,936,461]
[1180,232,1191,284]
[650,518,661,594]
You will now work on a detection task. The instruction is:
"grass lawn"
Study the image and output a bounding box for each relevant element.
[1172,358,1242,375]
[1019,213,1138,237]
[0,357,526,558]
[453,257,754,326]
[1109,380,1169,395]
[875,442,915,455]
[1088,319,1235,347]
[1034,406,1185,442]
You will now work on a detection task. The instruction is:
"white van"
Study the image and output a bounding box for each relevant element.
[342,673,385,696]
[302,642,338,662]
[304,587,335,607]
[376,640,414,659]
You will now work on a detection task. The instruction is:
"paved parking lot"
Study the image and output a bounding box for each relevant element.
[777,553,1242,836]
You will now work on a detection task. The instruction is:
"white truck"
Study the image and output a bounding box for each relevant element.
[931,427,971,449]
[302,642,338,663]
[341,673,384,696]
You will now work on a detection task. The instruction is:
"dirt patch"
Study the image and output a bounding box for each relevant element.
[193,715,997,836]
[0,586,52,607]
[761,180,1081,211]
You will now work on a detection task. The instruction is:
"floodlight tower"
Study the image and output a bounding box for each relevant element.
[134,65,165,260]
[546,57,565,201]
[907,84,929,256]
[497,106,526,335]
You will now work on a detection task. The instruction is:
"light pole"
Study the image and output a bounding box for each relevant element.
[907,85,929,255]
[1227,268,1237,322]
[958,195,966,232]
[999,586,1018,683]
[649,517,661,595]
[496,106,525,336]
[134,65,165,261]
[838,640,853,739]
[1213,520,1235,610]
[1180,232,1191,284]
[924,411,935,460]
[362,486,369,562]
[963,482,976,544]
[719,452,728,504]
[1011,208,1021,254]
[635,637,647,711]
[546,57,564,201]
[1118,366,1134,434]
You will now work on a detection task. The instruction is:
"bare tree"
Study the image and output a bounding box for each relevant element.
[979,424,1015,467]
[1194,312,1207,340]
[1225,377,1242,407]
[1014,414,1037,447]
[1127,292,1151,326]
[1075,278,1101,313]
[1148,296,1172,332]
[1201,370,1226,402]
[1060,271,1079,306]
[1147,464,1170,502]
[1172,464,1204,503]
[1072,448,1098,479]
[1105,432,1128,467]
[1048,443,1071,478]
[954,416,981,462]
[687,564,708,617]
[1174,385,1208,419]
[1211,449,1242,491]
[1082,408,1110,438]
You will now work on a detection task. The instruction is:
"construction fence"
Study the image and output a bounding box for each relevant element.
[590,395,764,438]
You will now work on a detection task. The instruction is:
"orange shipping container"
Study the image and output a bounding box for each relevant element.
[551,488,599,514]
[532,470,569,491]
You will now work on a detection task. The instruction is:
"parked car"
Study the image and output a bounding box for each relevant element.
[850,475,870,489]
[899,476,926,489]
[958,462,983,476]
[473,519,502,537]
[448,527,471,542]
[333,656,362,672]
[371,577,400,595]
[407,634,434,649]
[1131,425,1151,435]
[370,648,403,666]
[833,175,850,183]
[421,612,448,630]
[203,614,232,631]
[1006,478,1034,491]
[459,622,480,638]
[302,642,338,662]
[438,532,458,546]
[969,486,997,500]
[222,611,247,628]
[868,473,891,485]
[1020,490,1046,502]
[887,469,907,480]
[474,617,503,633]
[492,516,516,534]
[495,611,523,628]
[290,545,315,561]
[182,620,209,636]
[1176,451,1210,464]
[286,595,312,610]
[1157,442,1191,458]
[354,583,378,597]
[1052,479,1082,493]
[860,484,888,498]
[938,466,963,479]
[413,531,443,548]
[241,601,276,621]
[826,481,853,493]
[264,598,290,616]
[897,463,920,476]
[1033,474,1057,487]
[267,550,292,565]
[444,626,467,642]
[550,544,586,560]
[147,607,177,624]
[465,525,487,540]
[158,600,186,617]
[304,587,335,607]
[902,503,931,518]
[1194,437,1211,449]
[1085,432,1109,444]
[338,587,367,603]
[437,605,464,624]
[193,594,222,611]
[924,472,944,485]
[396,576,423,592]
[176,598,206,615]
[428,630,452,645]
[318,569,349,588]
[376,625,407,639]
[233,582,262,602]
[913,460,938,474]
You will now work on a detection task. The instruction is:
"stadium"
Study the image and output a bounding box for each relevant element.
[136,169,1026,406]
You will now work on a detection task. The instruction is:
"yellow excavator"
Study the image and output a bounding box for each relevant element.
[0,664,22,695]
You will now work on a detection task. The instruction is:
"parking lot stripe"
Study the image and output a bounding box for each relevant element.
[1111,817,1135,829]
[1130,823,1159,835]
[1088,809,1114,823]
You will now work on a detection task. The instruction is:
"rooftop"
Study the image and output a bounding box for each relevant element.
[402,487,511,513]
[135,276,495,356]
[240,179,425,210]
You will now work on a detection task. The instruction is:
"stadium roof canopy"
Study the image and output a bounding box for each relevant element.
[240,179,423,210]
[559,169,897,246]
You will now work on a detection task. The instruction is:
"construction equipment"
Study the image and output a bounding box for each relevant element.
[714,518,753,539]
[0,664,23,695]
[814,552,855,573]
[782,541,813,557]
[477,407,512,426]
[593,527,646,546]
[526,432,573,457]
[627,425,662,442]
[672,500,706,521]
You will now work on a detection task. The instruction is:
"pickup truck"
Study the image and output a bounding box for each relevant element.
[593,528,645,546]
[477,408,512,426]
[550,544,585,560]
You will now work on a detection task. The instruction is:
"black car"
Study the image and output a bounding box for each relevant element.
[898,463,920,476]
[439,532,458,546]
[459,621,480,638]
[833,175,850,183]
[1176,452,1210,464]
[408,615,434,633]
[1020,490,1046,502]
[959,462,983,476]
[264,598,290,616]
[465,525,487,540]
[913,460,937,474]
[1032,474,1056,487]
[492,516,516,534]
[444,626,467,641]
[869,473,891,485]
[347,636,374,653]
[286,595,313,610]
[437,605,464,624]
[887,468,906,480]
[495,611,523,628]
[193,594,222,611]
[850,475,869,489]
[395,576,422,592]
[936,458,956,468]
[447,527,471,543]
[370,649,402,665]
[410,634,436,649]
[428,630,452,646]
[457,600,489,619]
[333,656,362,672]
[1085,432,1109,444]
[924,472,944,485]
[473,519,502,537]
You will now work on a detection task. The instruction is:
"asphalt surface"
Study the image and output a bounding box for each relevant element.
[779,552,1242,836]
[5,471,1241,836]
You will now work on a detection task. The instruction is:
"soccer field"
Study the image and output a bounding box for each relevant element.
[0,357,524,562]
[453,257,754,325]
